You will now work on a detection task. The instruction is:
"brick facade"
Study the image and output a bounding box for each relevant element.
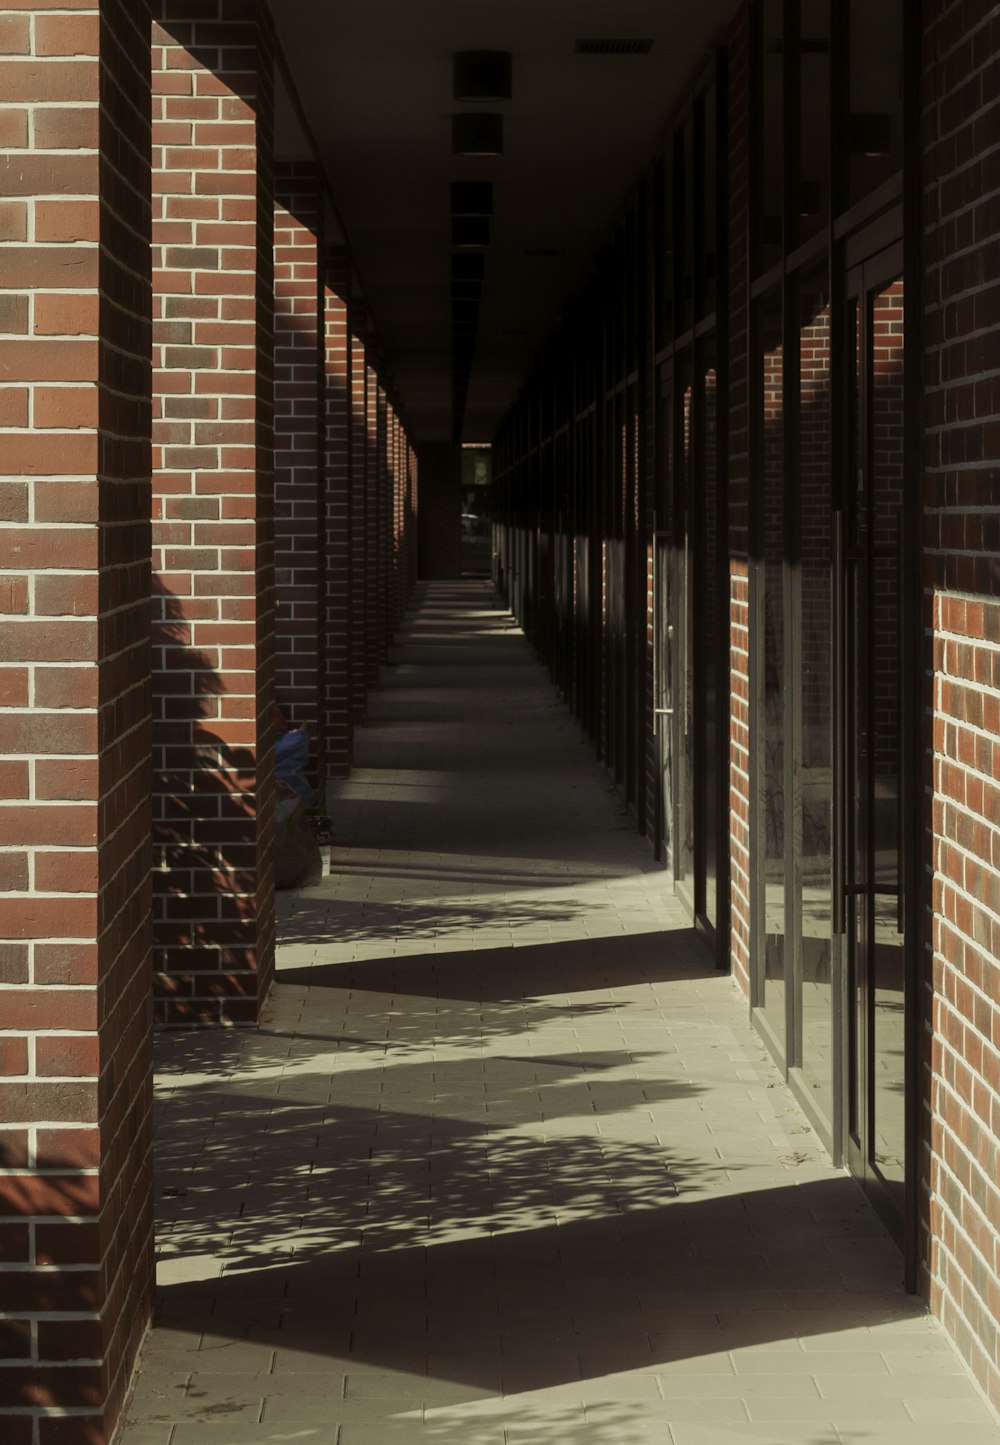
[274,163,325,790]
[324,247,353,777]
[0,2,154,1439]
[150,0,276,1026]
[4,0,1000,1438]
[365,360,380,687]
[921,0,1000,1412]
[0,1,422,1437]
[348,298,369,721]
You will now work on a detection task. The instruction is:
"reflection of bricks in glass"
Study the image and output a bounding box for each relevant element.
[871,281,905,782]
[922,1,1000,1400]
[799,293,832,784]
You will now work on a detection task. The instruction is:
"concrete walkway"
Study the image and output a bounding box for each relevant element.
[121,580,999,1445]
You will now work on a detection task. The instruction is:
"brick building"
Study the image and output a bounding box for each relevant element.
[0,1,998,1441]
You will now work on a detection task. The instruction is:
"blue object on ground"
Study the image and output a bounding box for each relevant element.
[274,728,317,807]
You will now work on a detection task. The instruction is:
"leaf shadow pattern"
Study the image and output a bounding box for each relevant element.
[130,938,934,1442]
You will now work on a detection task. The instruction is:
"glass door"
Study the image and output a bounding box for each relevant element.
[838,242,907,1233]
[676,359,696,914]
[653,367,675,869]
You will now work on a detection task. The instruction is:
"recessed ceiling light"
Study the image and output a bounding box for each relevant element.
[849,113,892,157]
[452,113,503,156]
[451,180,494,216]
[452,216,491,248]
[453,51,512,102]
[451,254,486,281]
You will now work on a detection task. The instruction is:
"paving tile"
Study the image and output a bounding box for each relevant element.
[115,583,1000,1445]
[170,1431,338,1445]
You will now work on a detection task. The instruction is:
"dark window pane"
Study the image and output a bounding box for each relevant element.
[758,288,785,1047]
[699,338,719,927]
[797,265,834,1122]
[798,0,831,245]
[848,0,903,209]
[757,0,784,274]
[680,118,695,331]
[700,85,718,318]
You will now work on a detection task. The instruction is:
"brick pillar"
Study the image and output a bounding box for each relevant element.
[349,299,368,720]
[408,441,419,601]
[324,248,353,777]
[151,0,276,1025]
[389,406,401,630]
[922,0,1000,1413]
[0,4,154,1441]
[274,162,325,792]
[376,381,389,661]
[366,360,380,684]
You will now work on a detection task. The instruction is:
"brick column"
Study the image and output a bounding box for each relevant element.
[324,248,353,777]
[922,0,1000,1413]
[151,0,276,1025]
[376,380,390,661]
[274,162,325,792]
[348,301,368,719]
[389,406,401,630]
[0,4,154,1442]
[407,441,419,601]
[365,360,380,684]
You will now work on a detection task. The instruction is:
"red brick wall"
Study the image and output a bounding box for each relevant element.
[393,407,404,632]
[274,163,325,790]
[365,360,380,685]
[151,0,276,1026]
[375,375,387,661]
[921,0,1000,1411]
[726,5,751,998]
[348,298,368,720]
[324,248,353,777]
[0,3,154,1441]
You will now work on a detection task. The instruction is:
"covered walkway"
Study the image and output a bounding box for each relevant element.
[119,584,990,1445]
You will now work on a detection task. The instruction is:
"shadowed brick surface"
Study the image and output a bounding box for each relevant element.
[117,583,998,1445]
[151,0,277,1026]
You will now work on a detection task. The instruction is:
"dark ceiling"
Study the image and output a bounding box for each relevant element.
[269,1,737,442]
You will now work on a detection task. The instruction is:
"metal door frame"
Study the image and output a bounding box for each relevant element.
[835,236,911,1248]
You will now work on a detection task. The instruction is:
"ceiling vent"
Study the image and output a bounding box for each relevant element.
[574,38,654,56]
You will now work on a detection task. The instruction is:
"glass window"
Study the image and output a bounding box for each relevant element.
[757,0,784,274]
[796,265,834,1123]
[699,337,720,928]
[798,0,831,246]
[699,85,719,318]
[757,288,786,1047]
[848,0,903,209]
[655,152,675,347]
[676,354,696,906]
[680,118,695,333]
